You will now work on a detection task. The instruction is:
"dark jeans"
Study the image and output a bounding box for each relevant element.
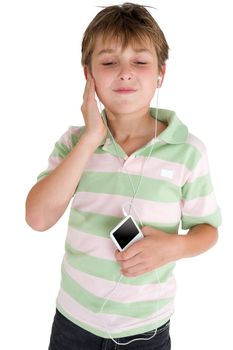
[48,309,171,350]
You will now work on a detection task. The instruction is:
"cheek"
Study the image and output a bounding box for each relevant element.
[93,73,112,99]
[93,69,107,85]
[143,77,157,96]
[94,81,105,100]
[92,80,109,105]
[150,81,158,95]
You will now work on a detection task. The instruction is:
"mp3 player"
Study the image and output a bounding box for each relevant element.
[110,215,144,251]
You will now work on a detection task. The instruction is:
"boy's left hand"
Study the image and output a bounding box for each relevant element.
[115,226,181,277]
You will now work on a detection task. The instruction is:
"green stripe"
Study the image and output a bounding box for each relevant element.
[51,142,71,158]
[96,141,201,170]
[70,134,79,148]
[94,147,107,155]
[61,267,172,318]
[65,242,120,280]
[37,170,50,182]
[56,303,171,338]
[182,208,222,229]
[182,174,213,200]
[137,143,201,170]
[77,171,181,202]
[65,242,175,285]
[68,209,179,237]
[68,210,122,237]
[70,126,85,148]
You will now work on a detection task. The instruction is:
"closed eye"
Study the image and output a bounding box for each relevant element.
[102,62,116,66]
[135,62,147,65]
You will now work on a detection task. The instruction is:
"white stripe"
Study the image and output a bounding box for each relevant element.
[85,153,191,187]
[62,255,177,302]
[57,288,174,334]
[47,156,62,171]
[72,192,181,224]
[66,227,116,261]
[186,133,206,154]
[182,192,218,217]
[186,152,210,183]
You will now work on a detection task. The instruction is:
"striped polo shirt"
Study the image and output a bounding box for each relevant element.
[37,107,221,338]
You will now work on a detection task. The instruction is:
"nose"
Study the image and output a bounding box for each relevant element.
[119,74,132,81]
[118,64,134,81]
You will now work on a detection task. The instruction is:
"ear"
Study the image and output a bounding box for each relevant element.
[84,65,88,80]
[159,64,166,87]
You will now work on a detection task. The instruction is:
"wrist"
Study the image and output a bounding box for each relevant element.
[80,131,105,149]
[172,234,187,261]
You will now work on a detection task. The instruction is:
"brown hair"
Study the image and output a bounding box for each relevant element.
[81,2,169,72]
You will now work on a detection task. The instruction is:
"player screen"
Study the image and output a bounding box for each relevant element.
[112,217,139,249]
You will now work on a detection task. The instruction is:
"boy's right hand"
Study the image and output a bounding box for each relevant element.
[81,74,107,146]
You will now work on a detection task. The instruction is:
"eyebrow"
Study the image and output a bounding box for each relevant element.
[96,48,152,56]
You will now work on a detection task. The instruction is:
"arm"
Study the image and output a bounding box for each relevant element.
[115,224,218,277]
[25,76,107,232]
[25,135,101,231]
[178,223,218,258]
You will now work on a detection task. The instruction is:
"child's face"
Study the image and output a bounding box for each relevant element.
[90,36,160,115]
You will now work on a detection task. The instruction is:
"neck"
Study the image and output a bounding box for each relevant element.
[105,108,155,142]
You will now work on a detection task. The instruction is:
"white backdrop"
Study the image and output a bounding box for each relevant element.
[0,0,232,349]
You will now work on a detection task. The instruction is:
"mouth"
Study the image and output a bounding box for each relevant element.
[113,88,137,94]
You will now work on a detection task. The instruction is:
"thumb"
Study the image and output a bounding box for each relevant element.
[141,226,161,237]
[141,226,153,237]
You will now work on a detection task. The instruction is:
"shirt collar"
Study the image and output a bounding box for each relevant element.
[99,107,188,147]
[150,108,189,144]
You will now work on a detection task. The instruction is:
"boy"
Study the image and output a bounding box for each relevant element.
[25,3,221,349]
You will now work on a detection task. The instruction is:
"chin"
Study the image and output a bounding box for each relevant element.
[104,101,149,115]
[109,106,139,115]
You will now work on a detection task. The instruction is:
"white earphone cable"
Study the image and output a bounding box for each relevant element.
[96,86,162,346]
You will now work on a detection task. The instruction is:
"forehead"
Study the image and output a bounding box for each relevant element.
[92,35,157,56]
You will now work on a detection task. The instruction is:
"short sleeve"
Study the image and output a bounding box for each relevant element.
[181,145,222,229]
[37,126,84,182]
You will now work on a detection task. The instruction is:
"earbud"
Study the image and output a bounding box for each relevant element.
[157,76,162,88]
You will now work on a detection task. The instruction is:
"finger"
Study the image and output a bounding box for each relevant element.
[115,240,144,261]
[84,78,96,106]
[121,262,146,277]
[82,72,95,97]
[119,253,142,270]
[82,76,91,102]
[141,226,158,237]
